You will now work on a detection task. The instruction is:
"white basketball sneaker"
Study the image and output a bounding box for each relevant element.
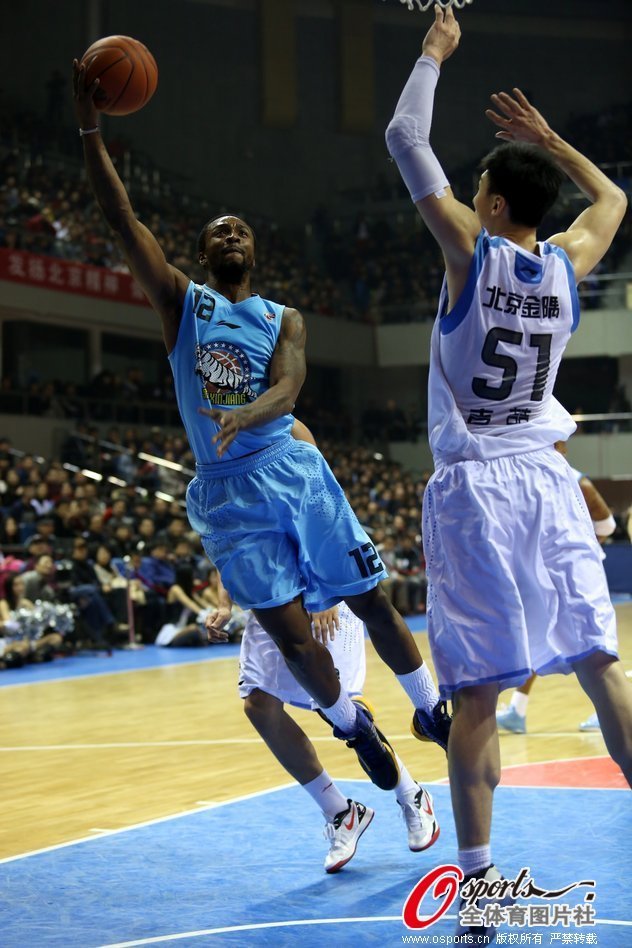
[323,799,375,873]
[399,784,440,852]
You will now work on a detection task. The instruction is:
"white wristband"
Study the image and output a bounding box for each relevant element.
[593,514,616,537]
[79,126,100,137]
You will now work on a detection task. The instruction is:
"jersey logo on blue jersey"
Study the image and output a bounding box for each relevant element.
[195,342,257,405]
[216,320,241,329]
[264,311,276,321]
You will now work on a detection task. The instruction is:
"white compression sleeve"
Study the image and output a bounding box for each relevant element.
[385,55,449,202]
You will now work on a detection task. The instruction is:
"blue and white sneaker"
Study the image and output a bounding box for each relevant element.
[579,712,601,732]
[496,705,526,734]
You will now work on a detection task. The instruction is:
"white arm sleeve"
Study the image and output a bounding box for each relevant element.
[385,55,449,203]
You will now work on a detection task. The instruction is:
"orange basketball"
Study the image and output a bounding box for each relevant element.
[80,35,158,116]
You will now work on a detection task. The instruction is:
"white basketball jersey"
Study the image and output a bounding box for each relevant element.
[428,230,579,464]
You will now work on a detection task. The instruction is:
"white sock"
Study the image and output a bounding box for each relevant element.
[510,691,529,717]
[459,844,492,877]
[396,664,439,713]
[393,754,419,804]
[302,770,349,821]
[320,688,358,735]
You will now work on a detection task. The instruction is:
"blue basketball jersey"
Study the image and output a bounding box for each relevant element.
[168,282,294,464]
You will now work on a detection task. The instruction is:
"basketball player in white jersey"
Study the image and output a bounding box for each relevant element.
[386,4,631,940]
[209,601,439,873]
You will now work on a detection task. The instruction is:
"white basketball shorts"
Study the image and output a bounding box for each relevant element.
[238,602,366,709]
[422,445,618,699]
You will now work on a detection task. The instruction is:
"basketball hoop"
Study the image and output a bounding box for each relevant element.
[387,0,474,11]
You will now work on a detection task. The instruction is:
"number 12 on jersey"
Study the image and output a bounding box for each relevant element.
[348,542,383,578]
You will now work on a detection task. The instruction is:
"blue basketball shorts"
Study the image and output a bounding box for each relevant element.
[186,437,386,612]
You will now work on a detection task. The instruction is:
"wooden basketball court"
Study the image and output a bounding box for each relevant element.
[2,602,630,860]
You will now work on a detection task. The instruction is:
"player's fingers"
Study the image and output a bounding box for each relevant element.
[495,91,524,115]
[512,87,531,108]
[495,131,513,141]
[208,629,228,642]
[485,108,511,127]
[489,93,513,115]
[197,406,215,418]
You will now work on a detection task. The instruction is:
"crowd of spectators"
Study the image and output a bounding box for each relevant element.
[2,94,630,326]
[0,428,435,671]
[0,430,232,669]
[1,420,631,672]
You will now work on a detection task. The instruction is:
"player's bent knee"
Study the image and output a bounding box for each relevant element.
[243,688,279,725]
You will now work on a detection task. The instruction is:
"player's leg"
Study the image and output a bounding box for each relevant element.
[277,440,448,750]
[448,683,500,855]
[572,651,632,786]
[496,672,536,734]
[253,598,341,708]
[447,683,512,941]
[344,585,450,750]
[253,598,400,791]
[243,688,375,872]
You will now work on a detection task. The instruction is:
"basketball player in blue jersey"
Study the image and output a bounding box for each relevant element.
[386,3,631,941]
[72,59,449,796]
[206,419,440,873]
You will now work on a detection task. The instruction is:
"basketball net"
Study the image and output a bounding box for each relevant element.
[387,0,474,11]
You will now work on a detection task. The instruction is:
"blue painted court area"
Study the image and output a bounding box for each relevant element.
[1,782,630,948]
[0,642,242,686]
[0,616,430,688]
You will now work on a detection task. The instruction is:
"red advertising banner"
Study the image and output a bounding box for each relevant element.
[0,248,150,307]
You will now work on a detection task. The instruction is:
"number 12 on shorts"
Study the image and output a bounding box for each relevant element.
[348,542,383,578]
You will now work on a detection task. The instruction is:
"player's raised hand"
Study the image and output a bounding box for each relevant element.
[311,606,340,644]
[205,606,232,643]
[486,89,554,146]
[72,59,100,128]
[422,3,461,65]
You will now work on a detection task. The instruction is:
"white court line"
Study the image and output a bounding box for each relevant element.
[502,752,614,769]
[97,913,632,947]
[9,775,620,868]
[433,753,629,790]
[0,783,295,865]
[0,732,608,752]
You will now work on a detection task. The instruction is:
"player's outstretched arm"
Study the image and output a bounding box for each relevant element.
[486,89,627,281]
[385,4,479,295]
[72,60,188,349]
[198,308,307,457]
